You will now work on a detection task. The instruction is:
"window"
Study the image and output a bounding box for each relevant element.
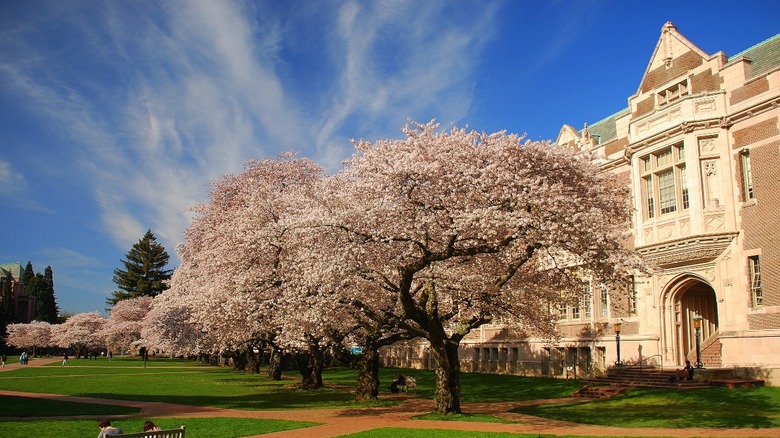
[558,304,567,320]
[749,256,762,307]
[640,143,689,219]
[600,285,609,318]
[657,79,689,106]
[740,150,755,201]
[571,302,580,320]
[583,283,593,319]
[627,276,637,315]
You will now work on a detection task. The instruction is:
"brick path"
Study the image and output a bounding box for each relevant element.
[2,357,779,437]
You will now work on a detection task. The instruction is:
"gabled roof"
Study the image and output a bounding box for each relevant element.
[636,22,709,94]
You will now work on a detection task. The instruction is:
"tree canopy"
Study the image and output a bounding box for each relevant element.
[148,121,641,413]
[107,230,172,307]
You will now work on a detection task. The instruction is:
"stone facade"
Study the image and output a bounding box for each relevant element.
[380,23,780,385]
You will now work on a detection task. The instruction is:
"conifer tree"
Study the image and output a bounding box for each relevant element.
[34,266,59,323]
[107,230,172,307]
[21,261,35,293]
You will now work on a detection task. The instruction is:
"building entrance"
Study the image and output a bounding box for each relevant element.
[668,277,719,366]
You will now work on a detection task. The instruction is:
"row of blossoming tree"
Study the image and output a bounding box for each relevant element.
[7,121,642,414]
[5,296,152,359]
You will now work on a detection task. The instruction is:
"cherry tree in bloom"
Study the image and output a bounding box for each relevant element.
[139,294,205,358]
[167,153,331,382]
[101,296,153,355]
[52,312,107,358]
[6,321,53,356]
[303,121,641,413]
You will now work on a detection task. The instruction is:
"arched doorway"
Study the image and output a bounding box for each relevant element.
[666,276,719,366]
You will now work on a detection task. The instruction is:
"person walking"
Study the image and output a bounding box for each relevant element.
[62,353,70,367]
[1,354,6,367]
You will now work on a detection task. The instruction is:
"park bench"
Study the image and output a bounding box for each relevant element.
[113,426,185,438]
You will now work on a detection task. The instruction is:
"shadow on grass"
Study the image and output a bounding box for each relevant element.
[325,366,585,403]
[75,387,373,411]
[512,387,780,429]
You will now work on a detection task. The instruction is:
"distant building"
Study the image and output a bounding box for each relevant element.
[0,262,37,323]
[381,23,780,384]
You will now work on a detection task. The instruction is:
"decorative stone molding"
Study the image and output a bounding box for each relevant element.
[637,232,737,268]
[695,98,716,113]
[698,137,717,155]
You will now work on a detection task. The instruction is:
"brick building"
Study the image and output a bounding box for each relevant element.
[0,262,36,323]
[381,23,780,384]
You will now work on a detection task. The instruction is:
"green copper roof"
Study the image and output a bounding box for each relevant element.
[0,262,22,279]
[729,33,780,79]
[582,108,629,144]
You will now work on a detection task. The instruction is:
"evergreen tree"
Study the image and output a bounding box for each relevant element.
[107,230,172,307]
[34,266,59,323]
[20,261,35,293]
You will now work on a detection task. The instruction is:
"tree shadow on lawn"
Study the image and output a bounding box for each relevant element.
[75,388,381,411]
[512,387,779,429]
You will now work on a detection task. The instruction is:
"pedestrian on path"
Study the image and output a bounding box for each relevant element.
[1,354,6,367]
[62,353,70,367]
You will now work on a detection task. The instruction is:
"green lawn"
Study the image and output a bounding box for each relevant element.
[0,417,317,438]
[2,359,779,435]
[512,386,780,428]
[0,395,139,417]
[1,359,378,410]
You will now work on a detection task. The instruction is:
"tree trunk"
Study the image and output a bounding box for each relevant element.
[232,350,248,371]
[295,353,318,390]
[268,346,283,380]
[429,338,462,414]
[355,346,380,400]
[247,349,261,374]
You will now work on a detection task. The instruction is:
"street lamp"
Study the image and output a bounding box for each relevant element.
[693,313,703,368]
[614,320,623,366]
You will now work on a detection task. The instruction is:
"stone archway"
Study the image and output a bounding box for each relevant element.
[664,275,719,366]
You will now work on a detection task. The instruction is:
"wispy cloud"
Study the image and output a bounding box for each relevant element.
[0,0,501,261]
[0,160,26,195]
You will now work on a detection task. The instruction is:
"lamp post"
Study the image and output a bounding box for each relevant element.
[614,320,623,366]
[693,313,703,368]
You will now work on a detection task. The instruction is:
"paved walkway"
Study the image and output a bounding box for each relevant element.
[2,357,779,437]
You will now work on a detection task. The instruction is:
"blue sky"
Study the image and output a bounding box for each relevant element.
[1,0,778,315]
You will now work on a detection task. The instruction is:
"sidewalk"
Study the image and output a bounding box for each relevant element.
[1,360,779,437]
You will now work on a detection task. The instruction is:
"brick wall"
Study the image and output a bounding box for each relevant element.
[740,138,780,324]
[730,77,770,105]
[640,51,703,93]
[690,69,722,93]
[605,138,629,156]
[634,96,655,119]
[732,117,779,149]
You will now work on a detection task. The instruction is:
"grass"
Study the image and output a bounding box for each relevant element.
[3,358,780,435]
[0,417,317,438]
[1,358,383,410]
[0,395,139,417]
[323,366,584,402]
[512,386,780,428]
